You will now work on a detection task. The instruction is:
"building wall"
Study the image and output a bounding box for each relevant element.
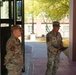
[24,23,69,38]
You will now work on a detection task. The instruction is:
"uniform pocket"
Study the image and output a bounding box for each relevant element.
[6,62,15,70]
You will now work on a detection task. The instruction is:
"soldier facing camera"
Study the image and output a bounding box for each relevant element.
[45,21,63,75]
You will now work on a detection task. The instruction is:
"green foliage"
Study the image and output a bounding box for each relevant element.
[36,0,70,21]
[24,0,42,23]
[41,34,45,37]
[24,0,70,21]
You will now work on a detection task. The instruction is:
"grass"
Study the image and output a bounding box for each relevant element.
[36,37,46,42]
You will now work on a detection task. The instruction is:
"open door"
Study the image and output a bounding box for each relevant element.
[1,27,11,75]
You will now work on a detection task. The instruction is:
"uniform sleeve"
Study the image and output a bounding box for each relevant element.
[46,33,53,52]
[57,32,63,48]
[5,39,16,63]
[58,33,63,50]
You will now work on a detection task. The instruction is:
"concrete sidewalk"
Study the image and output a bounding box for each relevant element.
[25,42,68,59]
[25,42,69,75]
[25,42,76,75]
[32,58,76,75]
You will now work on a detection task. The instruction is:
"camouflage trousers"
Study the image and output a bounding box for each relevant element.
[45,56,60,75]
[6,63,22,75]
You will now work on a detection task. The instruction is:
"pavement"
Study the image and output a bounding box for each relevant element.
[24,41,68,75]
[25,42,68,59]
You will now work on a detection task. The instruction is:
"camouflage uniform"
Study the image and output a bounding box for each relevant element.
[4,35,23,75]
[45,30,63,75]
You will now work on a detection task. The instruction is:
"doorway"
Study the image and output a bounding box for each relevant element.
[0,0,24,75]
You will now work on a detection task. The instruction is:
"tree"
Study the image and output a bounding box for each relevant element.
[24,0,40,33]
[36,0,69,21]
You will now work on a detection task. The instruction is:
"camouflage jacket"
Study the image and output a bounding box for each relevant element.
[5,35,23,67]
[46,30,63,56]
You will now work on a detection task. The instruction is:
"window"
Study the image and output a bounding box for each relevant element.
[1,1,9,19]
[17,1,22,21]
[63,26,69,31]
[28,25,32,33]
[1,23,9,27]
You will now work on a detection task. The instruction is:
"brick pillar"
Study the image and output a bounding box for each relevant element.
[69,0,76,61]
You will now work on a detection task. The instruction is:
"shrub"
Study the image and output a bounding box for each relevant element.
[42,34,45,37]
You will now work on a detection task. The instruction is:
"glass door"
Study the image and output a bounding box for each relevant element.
[0,0,24,75]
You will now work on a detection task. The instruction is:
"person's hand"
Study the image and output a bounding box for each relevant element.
[57,50,61,54]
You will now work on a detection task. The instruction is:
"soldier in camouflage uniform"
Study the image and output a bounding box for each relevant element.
[4,25,23,75]
[45,21,63,75]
